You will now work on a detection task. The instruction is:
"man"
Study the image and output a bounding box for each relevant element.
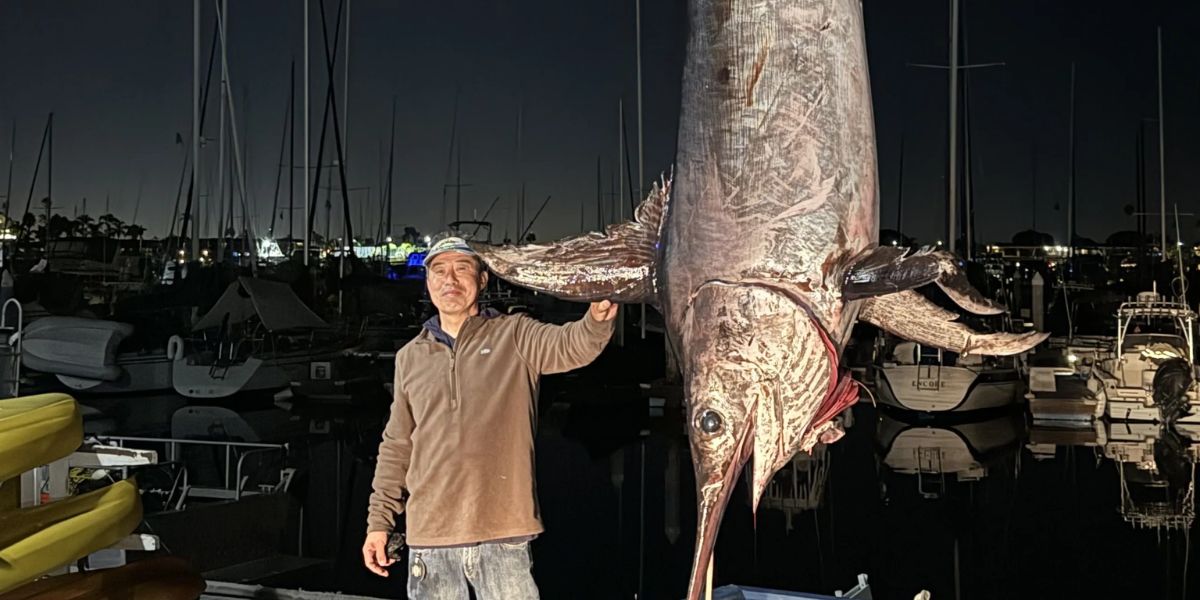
[362,235,616,599]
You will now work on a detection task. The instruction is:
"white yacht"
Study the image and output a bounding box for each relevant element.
[873,336,1024,414]
[1087,290,1200,423]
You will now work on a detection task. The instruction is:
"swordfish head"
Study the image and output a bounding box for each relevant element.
[681,282,847,598]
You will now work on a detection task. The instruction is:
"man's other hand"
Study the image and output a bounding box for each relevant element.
[589,300,618,322]
[363,531,394,576]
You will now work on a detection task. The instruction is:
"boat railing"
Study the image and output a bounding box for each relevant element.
[1116,301,1198,320]
[0,298,21,398]
[94,435,289,507]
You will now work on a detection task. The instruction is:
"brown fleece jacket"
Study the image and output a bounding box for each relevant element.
[366,310,614,546]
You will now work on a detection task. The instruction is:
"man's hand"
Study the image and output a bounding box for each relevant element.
[363,531,394,577]
[589,300,618,322]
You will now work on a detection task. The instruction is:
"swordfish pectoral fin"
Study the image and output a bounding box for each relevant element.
[858,290,1048,356]
[470,177,671,304]
[843,247,1005,315]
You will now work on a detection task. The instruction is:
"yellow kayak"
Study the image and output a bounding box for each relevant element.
[0,556,204,600]
[0,479,142,593]
[0,394,82,484]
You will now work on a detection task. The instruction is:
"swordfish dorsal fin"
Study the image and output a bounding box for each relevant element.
[470,177,671,305]
[843,246,1005,315]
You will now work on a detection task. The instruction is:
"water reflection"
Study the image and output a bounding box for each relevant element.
[1033,420,1200,533]
[760,442,831,531]
[338,388,1200,599]
[875,409,1024,500]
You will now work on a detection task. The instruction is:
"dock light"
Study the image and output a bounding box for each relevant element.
[891,240,898,246]
[936,240,943,246]
[343,246,350,252]
[1015,261,1021,268]
[177,250,185,256]
[1068,353,1078,364]
[424,236,431,244]
[386,236,393,243]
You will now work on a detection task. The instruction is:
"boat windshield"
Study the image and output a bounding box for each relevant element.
[1122,333,1189,359]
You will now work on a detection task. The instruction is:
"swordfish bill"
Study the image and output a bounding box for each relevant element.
[470,1,1046,598]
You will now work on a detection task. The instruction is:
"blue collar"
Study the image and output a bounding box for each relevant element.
[423,307,501,348]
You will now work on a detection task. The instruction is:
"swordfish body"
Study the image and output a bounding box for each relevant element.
[470,1,1047,598]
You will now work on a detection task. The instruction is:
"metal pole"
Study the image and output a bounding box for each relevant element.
[45,114,53,258]
[304,0,310,266]
[386,95,396,240]
[618,99,624,225]
[215,2,258,271]
[1067,62,1076,266]
[634,1,650,341]
[947,0,959,254]
[1158,26,1167,258]
[343,0,350,174]
[290,60,295,245]
[193,0,201,259]
[635,0,644,202]
[215,0,228,261]
[5,121,14,227]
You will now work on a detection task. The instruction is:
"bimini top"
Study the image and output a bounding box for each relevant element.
[192,276,329,333]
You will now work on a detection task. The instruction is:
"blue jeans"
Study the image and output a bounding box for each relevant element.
[406,541,540,600]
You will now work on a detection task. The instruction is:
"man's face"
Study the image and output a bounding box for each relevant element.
[426,252,486,315]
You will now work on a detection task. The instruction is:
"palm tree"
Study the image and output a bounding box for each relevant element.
[73,214,95,237]
[98,213,126,237]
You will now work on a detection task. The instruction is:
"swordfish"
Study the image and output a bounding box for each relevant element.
[470,0,1047,597]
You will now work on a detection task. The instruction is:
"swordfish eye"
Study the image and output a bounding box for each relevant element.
[696,409,724,435]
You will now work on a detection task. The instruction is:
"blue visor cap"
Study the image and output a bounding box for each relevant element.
[422,236,479,268]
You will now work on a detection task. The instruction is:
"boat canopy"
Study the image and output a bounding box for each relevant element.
[192,277,328,333]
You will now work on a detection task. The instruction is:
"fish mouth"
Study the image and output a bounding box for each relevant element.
[686,416,755,600]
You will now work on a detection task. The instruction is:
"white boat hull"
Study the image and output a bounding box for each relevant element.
[874,365,1021,413]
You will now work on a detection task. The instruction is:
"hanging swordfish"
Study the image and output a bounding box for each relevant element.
[471,0,1046,597]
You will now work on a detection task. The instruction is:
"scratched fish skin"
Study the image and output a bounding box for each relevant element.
[663,3,875,596]
[469,0,1045,598]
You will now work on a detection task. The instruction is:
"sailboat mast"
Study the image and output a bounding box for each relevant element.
[216,0,228,259]
[192,0,201,259]
[947,0,960,254]
[634,0,643,221]
[1157,26,1167,258]
[617,98,624,227]
[290,59,296,244]
[442,91,459,229]
[270,63,294,238]
[45,113,53,257]
[456,143,462,223]
[386,95,396,240]
[599,155,606,230]
[4,121,14,227]
[1067,62,1076,266]
[303,0,310,265]
[896,134,905,236]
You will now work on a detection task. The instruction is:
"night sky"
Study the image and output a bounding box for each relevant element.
[1,0,1198,247]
